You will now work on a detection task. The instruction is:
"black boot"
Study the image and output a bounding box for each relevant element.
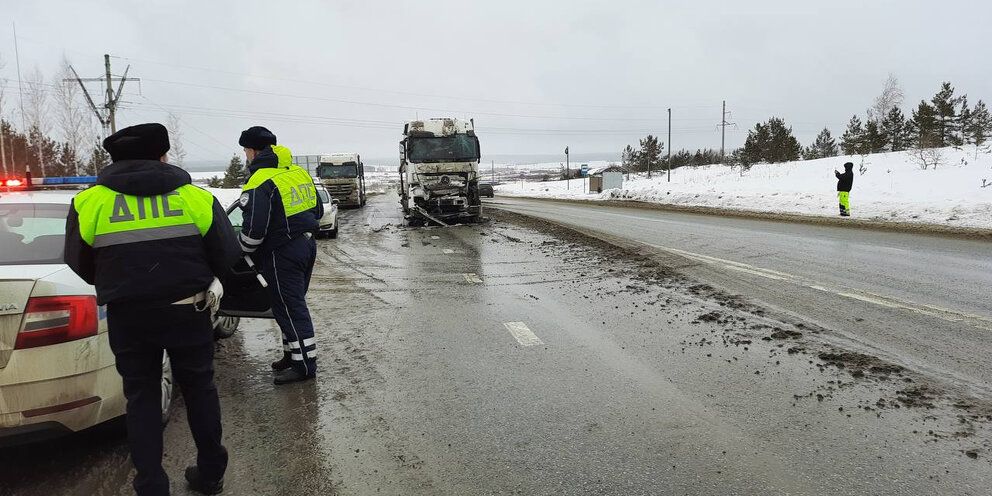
[185,465,224,495]
[271,352,292,371]
[273,367,316,385]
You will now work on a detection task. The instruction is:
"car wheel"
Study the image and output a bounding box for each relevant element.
[213,315,240,340]
[161,353,175,425]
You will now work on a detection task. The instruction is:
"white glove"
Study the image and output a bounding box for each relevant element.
[206,277,224,315]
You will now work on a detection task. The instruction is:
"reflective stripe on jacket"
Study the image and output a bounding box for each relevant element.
[65,165,240,307]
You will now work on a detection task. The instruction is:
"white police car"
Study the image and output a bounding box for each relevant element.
[0,188,174,445]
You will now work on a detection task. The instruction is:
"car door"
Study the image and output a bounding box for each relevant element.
[216,202,274,318]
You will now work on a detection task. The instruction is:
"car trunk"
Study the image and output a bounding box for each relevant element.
[0,266,62,369]
[0,280,36,369]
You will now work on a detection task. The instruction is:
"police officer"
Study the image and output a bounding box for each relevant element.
[237,126,322,385]
[64,123,240,496]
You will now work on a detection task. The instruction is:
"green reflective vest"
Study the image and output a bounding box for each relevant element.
[243,162,318,218]
[73,184,215,248]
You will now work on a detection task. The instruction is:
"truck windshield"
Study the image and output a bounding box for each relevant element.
[317,163,358,179]
[0,203,69,265]
[407,136,480,163]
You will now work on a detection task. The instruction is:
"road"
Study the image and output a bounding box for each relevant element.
[489,196,992,392]
[3,192,992,495]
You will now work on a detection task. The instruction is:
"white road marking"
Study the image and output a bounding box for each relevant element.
[503,322,544,346]
[442,248,455,254]
[463,273,483,284]
[639,240,992,331]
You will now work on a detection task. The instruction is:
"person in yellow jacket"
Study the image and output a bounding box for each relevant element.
[237,126,322,384]
[65,123,239,496]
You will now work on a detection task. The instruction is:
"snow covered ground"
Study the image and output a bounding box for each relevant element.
[495,147,992,229]
[205,188,243,209]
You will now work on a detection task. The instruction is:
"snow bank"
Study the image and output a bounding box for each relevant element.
[495,147,992,229]
[204,188,243,209]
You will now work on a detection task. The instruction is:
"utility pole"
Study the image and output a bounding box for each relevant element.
[104,55,116,133]
[719,100,735,164]
[491,160,495,184]
[667,108,672,183]
[65,54,138,138]
[565,146,569,190]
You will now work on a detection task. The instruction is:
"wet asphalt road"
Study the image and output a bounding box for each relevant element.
[3,192,992,495]
[487,197,992,393]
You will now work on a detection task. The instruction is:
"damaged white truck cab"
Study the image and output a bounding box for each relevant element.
[399,118,482,225]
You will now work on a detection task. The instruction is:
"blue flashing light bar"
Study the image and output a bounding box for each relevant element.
[36,176,98,185]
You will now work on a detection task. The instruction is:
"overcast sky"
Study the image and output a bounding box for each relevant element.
[2,0,990,165]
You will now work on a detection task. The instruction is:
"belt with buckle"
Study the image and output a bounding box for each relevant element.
[172,291,208,305]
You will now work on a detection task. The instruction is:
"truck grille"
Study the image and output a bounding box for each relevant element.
[326,184,353,195]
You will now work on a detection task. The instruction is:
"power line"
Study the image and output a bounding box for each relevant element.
[141,77,689,123]
[133,95,231,153]
[119,54,719,112]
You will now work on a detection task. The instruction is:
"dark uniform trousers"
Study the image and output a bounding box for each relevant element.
[259,234,318,375]
[107,302,228,496]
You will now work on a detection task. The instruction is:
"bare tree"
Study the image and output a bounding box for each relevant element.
[907,138,944,170]
[869,73,905,123]
[166,112,187,167]
[0,54,7,176]
[24,66,52,176]
[54,57,92,175]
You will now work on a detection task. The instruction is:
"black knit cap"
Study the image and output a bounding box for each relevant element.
[103,123,170,162]
[239,126,277,150]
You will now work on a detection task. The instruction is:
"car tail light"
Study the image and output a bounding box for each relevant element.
[15,296,99,349]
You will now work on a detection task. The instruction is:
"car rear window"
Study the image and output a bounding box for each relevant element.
[0,203,70,265]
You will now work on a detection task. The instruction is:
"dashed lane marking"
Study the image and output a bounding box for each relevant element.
[503,322,544,347]
[463,273,483,284]
[442,248,455,254]
[639,241,992,331]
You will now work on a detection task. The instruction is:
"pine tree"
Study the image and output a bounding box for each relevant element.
[221,155,248,188]
[930,82,961,146]
[621,144,638,172]
[741,117,800,165]
[840,115,864,155]
[864,120,887,154]
[881,107,909,151]
[911,100,939,148]
[636,135,664,174]
[967,100,992,147]
[207,176,222,188]
[957,95,972,145]
[83,142,110,176]
[806,128,838,159]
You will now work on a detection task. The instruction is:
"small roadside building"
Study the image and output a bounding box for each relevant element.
[588,165,625,193]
